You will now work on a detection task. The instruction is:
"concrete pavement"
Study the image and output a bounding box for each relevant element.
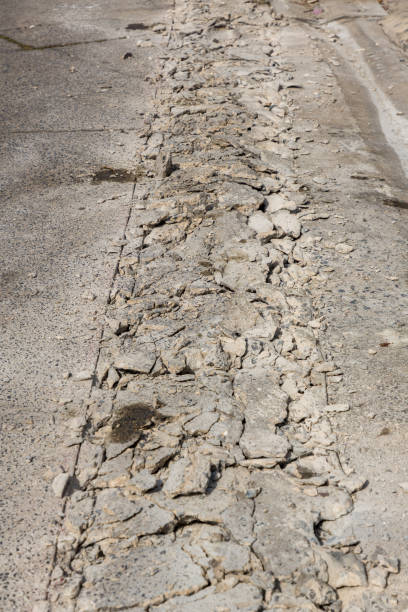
[1,0,408,610]
[0,1,169,607]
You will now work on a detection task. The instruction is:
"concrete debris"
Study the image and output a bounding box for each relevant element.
[163,454,213,497]
[77,544,207,610]
[319,550,368,588]
[154,583,262,611]
[113,349,156,374]
[52,473,70,498]
[271,209,302,239]
[47,0,401,608]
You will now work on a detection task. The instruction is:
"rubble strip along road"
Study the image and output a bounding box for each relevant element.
[2,0,408,610]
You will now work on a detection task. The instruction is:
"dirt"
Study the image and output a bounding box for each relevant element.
[110,403,157,442]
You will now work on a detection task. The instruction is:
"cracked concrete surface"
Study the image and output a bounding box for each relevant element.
[1,0,408,610]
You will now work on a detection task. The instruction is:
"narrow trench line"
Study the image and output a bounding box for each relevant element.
[0,33,127,51]
[44,180,136,599]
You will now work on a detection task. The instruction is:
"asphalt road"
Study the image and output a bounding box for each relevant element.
[0,1,169,608]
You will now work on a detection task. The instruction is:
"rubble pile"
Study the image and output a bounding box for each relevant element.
[48,0,399,609]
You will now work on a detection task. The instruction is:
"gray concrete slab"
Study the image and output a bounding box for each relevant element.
[0,0,170,608]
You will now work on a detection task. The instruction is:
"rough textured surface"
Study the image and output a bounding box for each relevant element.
[77,545,207,610]
[0,0,167,607]
[3,0,408,609]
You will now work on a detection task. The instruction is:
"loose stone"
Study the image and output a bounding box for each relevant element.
[52,473,70,498]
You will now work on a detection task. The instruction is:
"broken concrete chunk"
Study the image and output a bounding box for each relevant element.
[156,151,173,178]
[144,447,177,472]
[183,411,219,436]
[98,448,133,477]
[218,182,265,215]
[268,592,320,610]
[93,488,142,524]
[201,540,250,573]
[76,440,104,486]
[128,469,158,494]
[207,415,244,447]
[296,575,337,607]
[164,454,212,497]
[220,336,247,360]
[105,434,141,461]
[216,260,267,291]
[248,211,275,239]
[112,497,175,540]
[113,348,156,374]
[155,487,234,525]
[289,387,326,422]
[256,285,288,310]
[221,498,255,546]
[86,496,175,546]
[271,209,301,239]
[234,368,289,428]
[153,583,262,612]
[368,565,389,589]
[64,492,94,537]
[253,471,317,578]
[106,366,119,389]
[161,349,187,374]
[315,487,353,521]
[77,544,207,610]
[318,550,367,588]
[240,429,291,460]
[293,327,317,359]
[267,193,298,213]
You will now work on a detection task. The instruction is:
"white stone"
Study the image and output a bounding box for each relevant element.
[267,193,297,212]
[52,473,70,498]
[316,487,353,521]
[324,403,350,413]
[248,211,275,237]
[335,242,354,254]
[271,209,301,239]
[368,566,388,588]
[72,370,93,382]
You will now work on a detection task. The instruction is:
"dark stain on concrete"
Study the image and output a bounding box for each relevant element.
[110,403,156,443]
[92,166,145,183]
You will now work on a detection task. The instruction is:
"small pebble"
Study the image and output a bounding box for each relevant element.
[52,473,70,498]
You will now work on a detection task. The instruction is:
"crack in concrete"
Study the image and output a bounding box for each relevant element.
[0,33,127,51]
